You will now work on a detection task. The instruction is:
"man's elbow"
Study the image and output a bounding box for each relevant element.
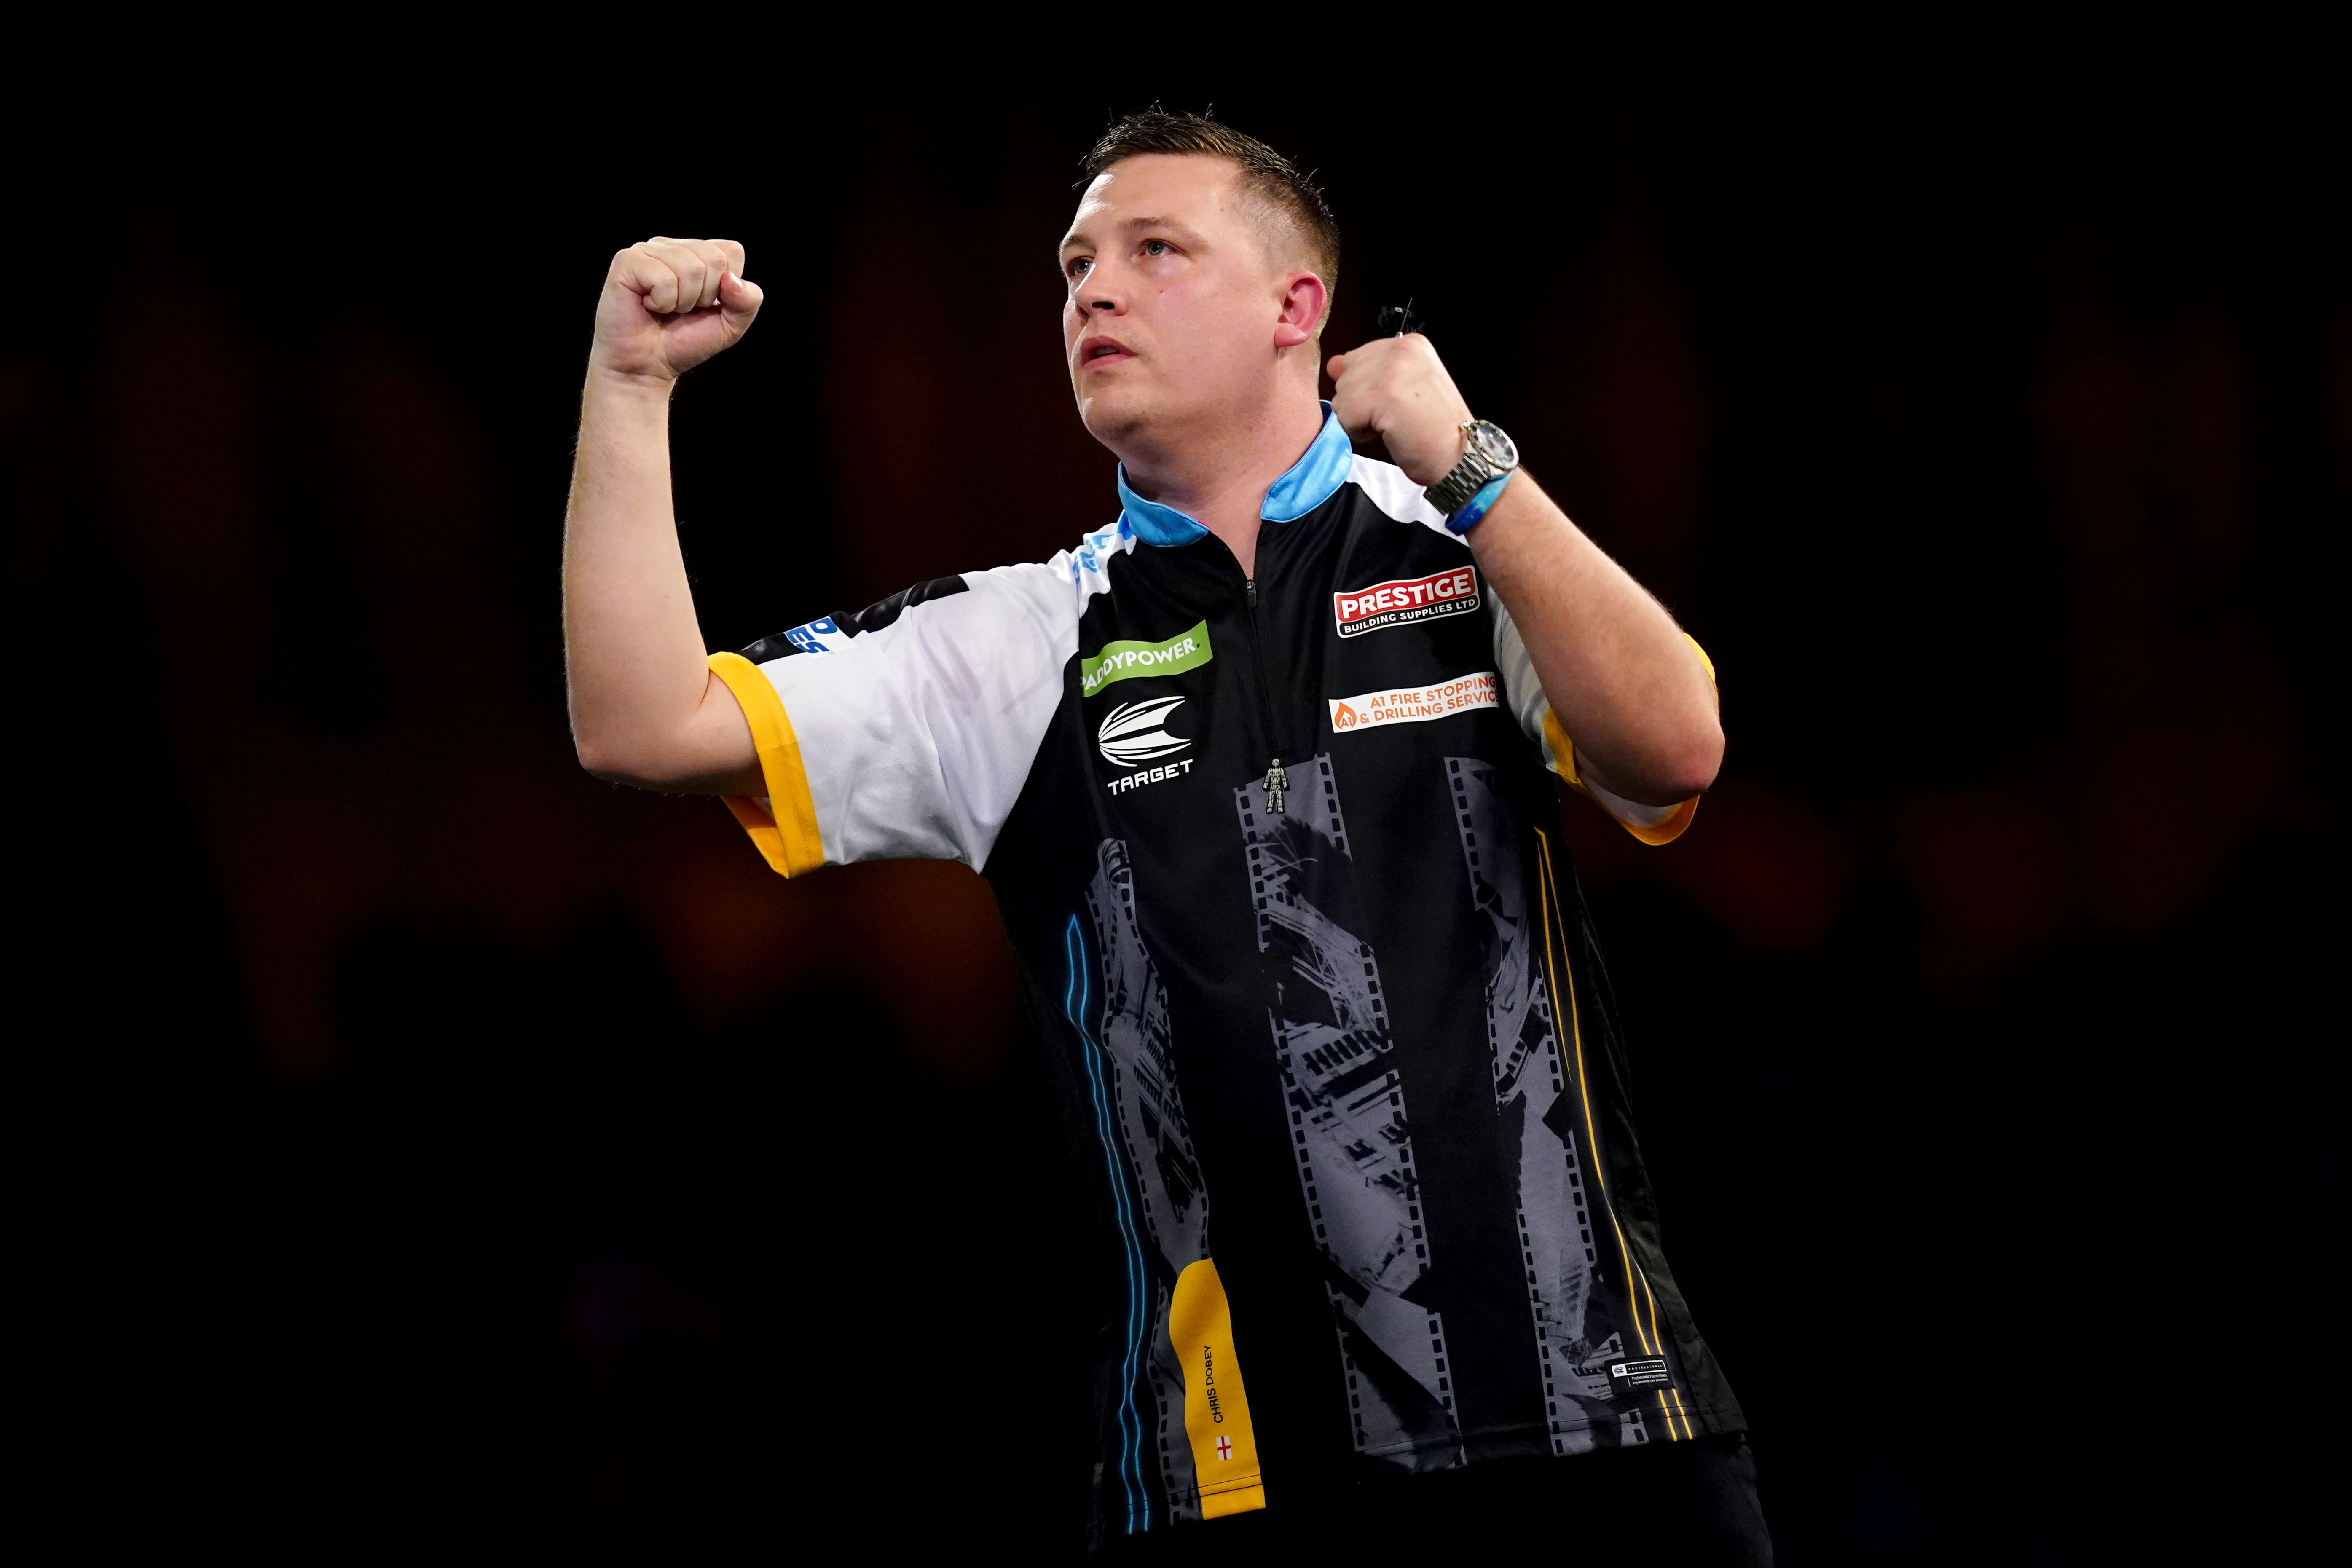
[1657,719,1725,802]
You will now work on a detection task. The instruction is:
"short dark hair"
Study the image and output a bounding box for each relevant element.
[1082,109,1341,296]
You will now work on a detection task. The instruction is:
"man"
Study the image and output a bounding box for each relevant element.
[564,112,1768,1562]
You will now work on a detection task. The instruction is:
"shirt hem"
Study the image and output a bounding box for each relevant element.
[1353,1405,1745,1463]
[1099,1406,1746,1547]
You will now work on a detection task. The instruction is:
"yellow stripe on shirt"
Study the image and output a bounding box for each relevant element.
[1170,1259,1268,1518]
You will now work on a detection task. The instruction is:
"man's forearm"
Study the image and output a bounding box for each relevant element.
[1468,473,1722,807]
[562,370,757,793]
[1322,335,1720,807]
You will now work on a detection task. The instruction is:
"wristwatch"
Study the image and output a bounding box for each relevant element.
[1424,419,1521,524]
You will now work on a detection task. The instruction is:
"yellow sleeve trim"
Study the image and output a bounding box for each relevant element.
[1617,794,1700,847]
[1541,624,1712,848]
[706,651,826,879]
[1542,706,1581,785]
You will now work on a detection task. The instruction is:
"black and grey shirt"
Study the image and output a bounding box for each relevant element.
[707,406,1742,1548]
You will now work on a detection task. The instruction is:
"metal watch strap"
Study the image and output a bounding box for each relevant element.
[1426,424,1502,517]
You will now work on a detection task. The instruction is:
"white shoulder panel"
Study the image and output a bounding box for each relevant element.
[1348,453,1455,538]
[1060,514,1140,611]
[755,523,1136,872]
[1490,595,1553,764]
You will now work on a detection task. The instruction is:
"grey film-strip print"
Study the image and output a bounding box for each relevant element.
[1446,759,1649,1450]
[1086,837,1210,1519]
[1236,756,1462,1470]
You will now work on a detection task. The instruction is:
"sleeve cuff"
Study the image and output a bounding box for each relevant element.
[707,651,826,878]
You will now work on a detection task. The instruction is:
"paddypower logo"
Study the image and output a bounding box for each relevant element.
[1080,621,1214,696]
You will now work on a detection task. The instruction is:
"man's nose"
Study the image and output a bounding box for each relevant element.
[1080,273,1124,314]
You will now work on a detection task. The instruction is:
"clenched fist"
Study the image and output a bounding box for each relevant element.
[1326,334,1476,488]
[590,237,764,384]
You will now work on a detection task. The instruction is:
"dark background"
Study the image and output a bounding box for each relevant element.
[8,51,2345,1564]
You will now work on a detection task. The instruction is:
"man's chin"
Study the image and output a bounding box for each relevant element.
[1075,387,1159,452]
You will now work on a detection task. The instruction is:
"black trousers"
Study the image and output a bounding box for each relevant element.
[1098,1437,1774,1565]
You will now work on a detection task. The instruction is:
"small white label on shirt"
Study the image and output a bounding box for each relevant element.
[1328,672,1498,733]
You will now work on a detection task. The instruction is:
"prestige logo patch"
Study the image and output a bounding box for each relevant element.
[1333,566,1480,638]
[1329,672,1498,733]
[1080,620,1214,696]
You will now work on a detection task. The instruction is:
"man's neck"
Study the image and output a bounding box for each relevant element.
[1117,391,1327,579]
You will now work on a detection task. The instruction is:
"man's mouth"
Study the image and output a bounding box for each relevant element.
[1079,336,1133,367]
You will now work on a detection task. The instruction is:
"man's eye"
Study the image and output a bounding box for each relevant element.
[1142,240,1170,257]
[1067,257,1092,278]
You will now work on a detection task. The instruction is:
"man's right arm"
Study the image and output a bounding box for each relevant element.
[564,237,766,796]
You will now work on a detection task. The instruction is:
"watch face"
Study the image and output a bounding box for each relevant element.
[1468,421,1518,468]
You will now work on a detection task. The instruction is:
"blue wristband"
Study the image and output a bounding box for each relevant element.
[1445,471,1515,534]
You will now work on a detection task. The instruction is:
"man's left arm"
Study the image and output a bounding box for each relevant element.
[1329,335,1722,808]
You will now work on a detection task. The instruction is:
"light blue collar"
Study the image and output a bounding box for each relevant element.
[1116,402,1353,547]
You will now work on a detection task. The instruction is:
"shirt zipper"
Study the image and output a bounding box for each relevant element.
[1242,576,1290,813]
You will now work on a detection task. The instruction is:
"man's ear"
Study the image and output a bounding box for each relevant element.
[1274,271,1330,349]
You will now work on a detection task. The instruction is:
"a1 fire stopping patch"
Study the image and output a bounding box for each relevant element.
[1329,673,1498,734]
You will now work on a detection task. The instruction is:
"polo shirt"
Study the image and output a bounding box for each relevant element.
[707,406,1743,1549]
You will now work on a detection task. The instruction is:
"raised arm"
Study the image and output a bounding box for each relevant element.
[1329,335,1722,808]
[564,238,767,796]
